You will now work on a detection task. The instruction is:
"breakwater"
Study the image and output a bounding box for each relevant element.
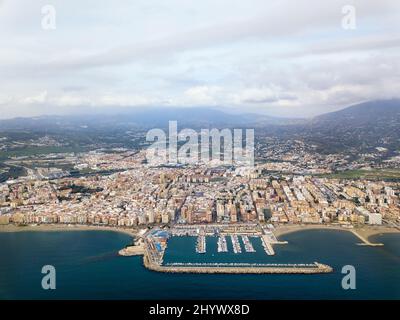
[143,254,333,274]
[118,244,145,256]
[350,229,384,246]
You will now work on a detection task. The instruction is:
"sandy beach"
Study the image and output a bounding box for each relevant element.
[353,225,400,241]
[0,224,138,238]
[273,224,400,243]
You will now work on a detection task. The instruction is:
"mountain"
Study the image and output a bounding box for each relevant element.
[0,101,399,155]
[312,99,400,126]
[303,99,400,153]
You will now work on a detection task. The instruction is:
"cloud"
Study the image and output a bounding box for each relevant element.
[19,91,48,104]
[280,35,400,59]
[4,0,398,74]
[0,0,400,118]
[183,86,221,105]
[233,87,297,104]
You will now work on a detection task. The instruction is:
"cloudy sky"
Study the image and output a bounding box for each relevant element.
[0,0,399,119]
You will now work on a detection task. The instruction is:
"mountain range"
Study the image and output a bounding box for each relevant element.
[0,99,399,153]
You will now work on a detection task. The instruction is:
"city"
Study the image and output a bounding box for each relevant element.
[1,149,398,229]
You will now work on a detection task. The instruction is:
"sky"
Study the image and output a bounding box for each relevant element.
[0,0,399,119]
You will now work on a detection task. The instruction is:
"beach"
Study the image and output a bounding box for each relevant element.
[0,223,138,237]
[273,224,400,243]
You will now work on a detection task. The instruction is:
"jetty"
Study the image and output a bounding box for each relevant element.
[350,229,384,246]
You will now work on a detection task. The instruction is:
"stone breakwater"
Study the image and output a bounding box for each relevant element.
[119,245,145,256]
[143,255,333,274]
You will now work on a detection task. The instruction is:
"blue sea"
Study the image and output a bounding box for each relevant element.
[0,229,399,299]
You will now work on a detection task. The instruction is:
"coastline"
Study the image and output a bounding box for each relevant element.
[273,224,400,243]
[1,223,398,246]
[353,225,400,242]
[0,224,137,238]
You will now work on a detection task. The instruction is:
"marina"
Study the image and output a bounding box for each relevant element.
[142,225,336,275]
[231,234,242,253]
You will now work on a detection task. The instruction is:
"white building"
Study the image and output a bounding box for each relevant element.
[356,207,382,225]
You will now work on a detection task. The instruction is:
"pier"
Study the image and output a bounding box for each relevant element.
[196,235,206,253]
[261,235,275,255]
[217,235,228,252]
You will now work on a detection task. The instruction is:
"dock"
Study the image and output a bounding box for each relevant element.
[196,235,206,253]
[231,235,242,253]
[241,235,256,252]
[217,235,228,252]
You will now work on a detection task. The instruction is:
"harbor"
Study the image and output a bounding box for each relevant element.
[123,223,397,277]
[138,225,333,274]
[138,224,334,274]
